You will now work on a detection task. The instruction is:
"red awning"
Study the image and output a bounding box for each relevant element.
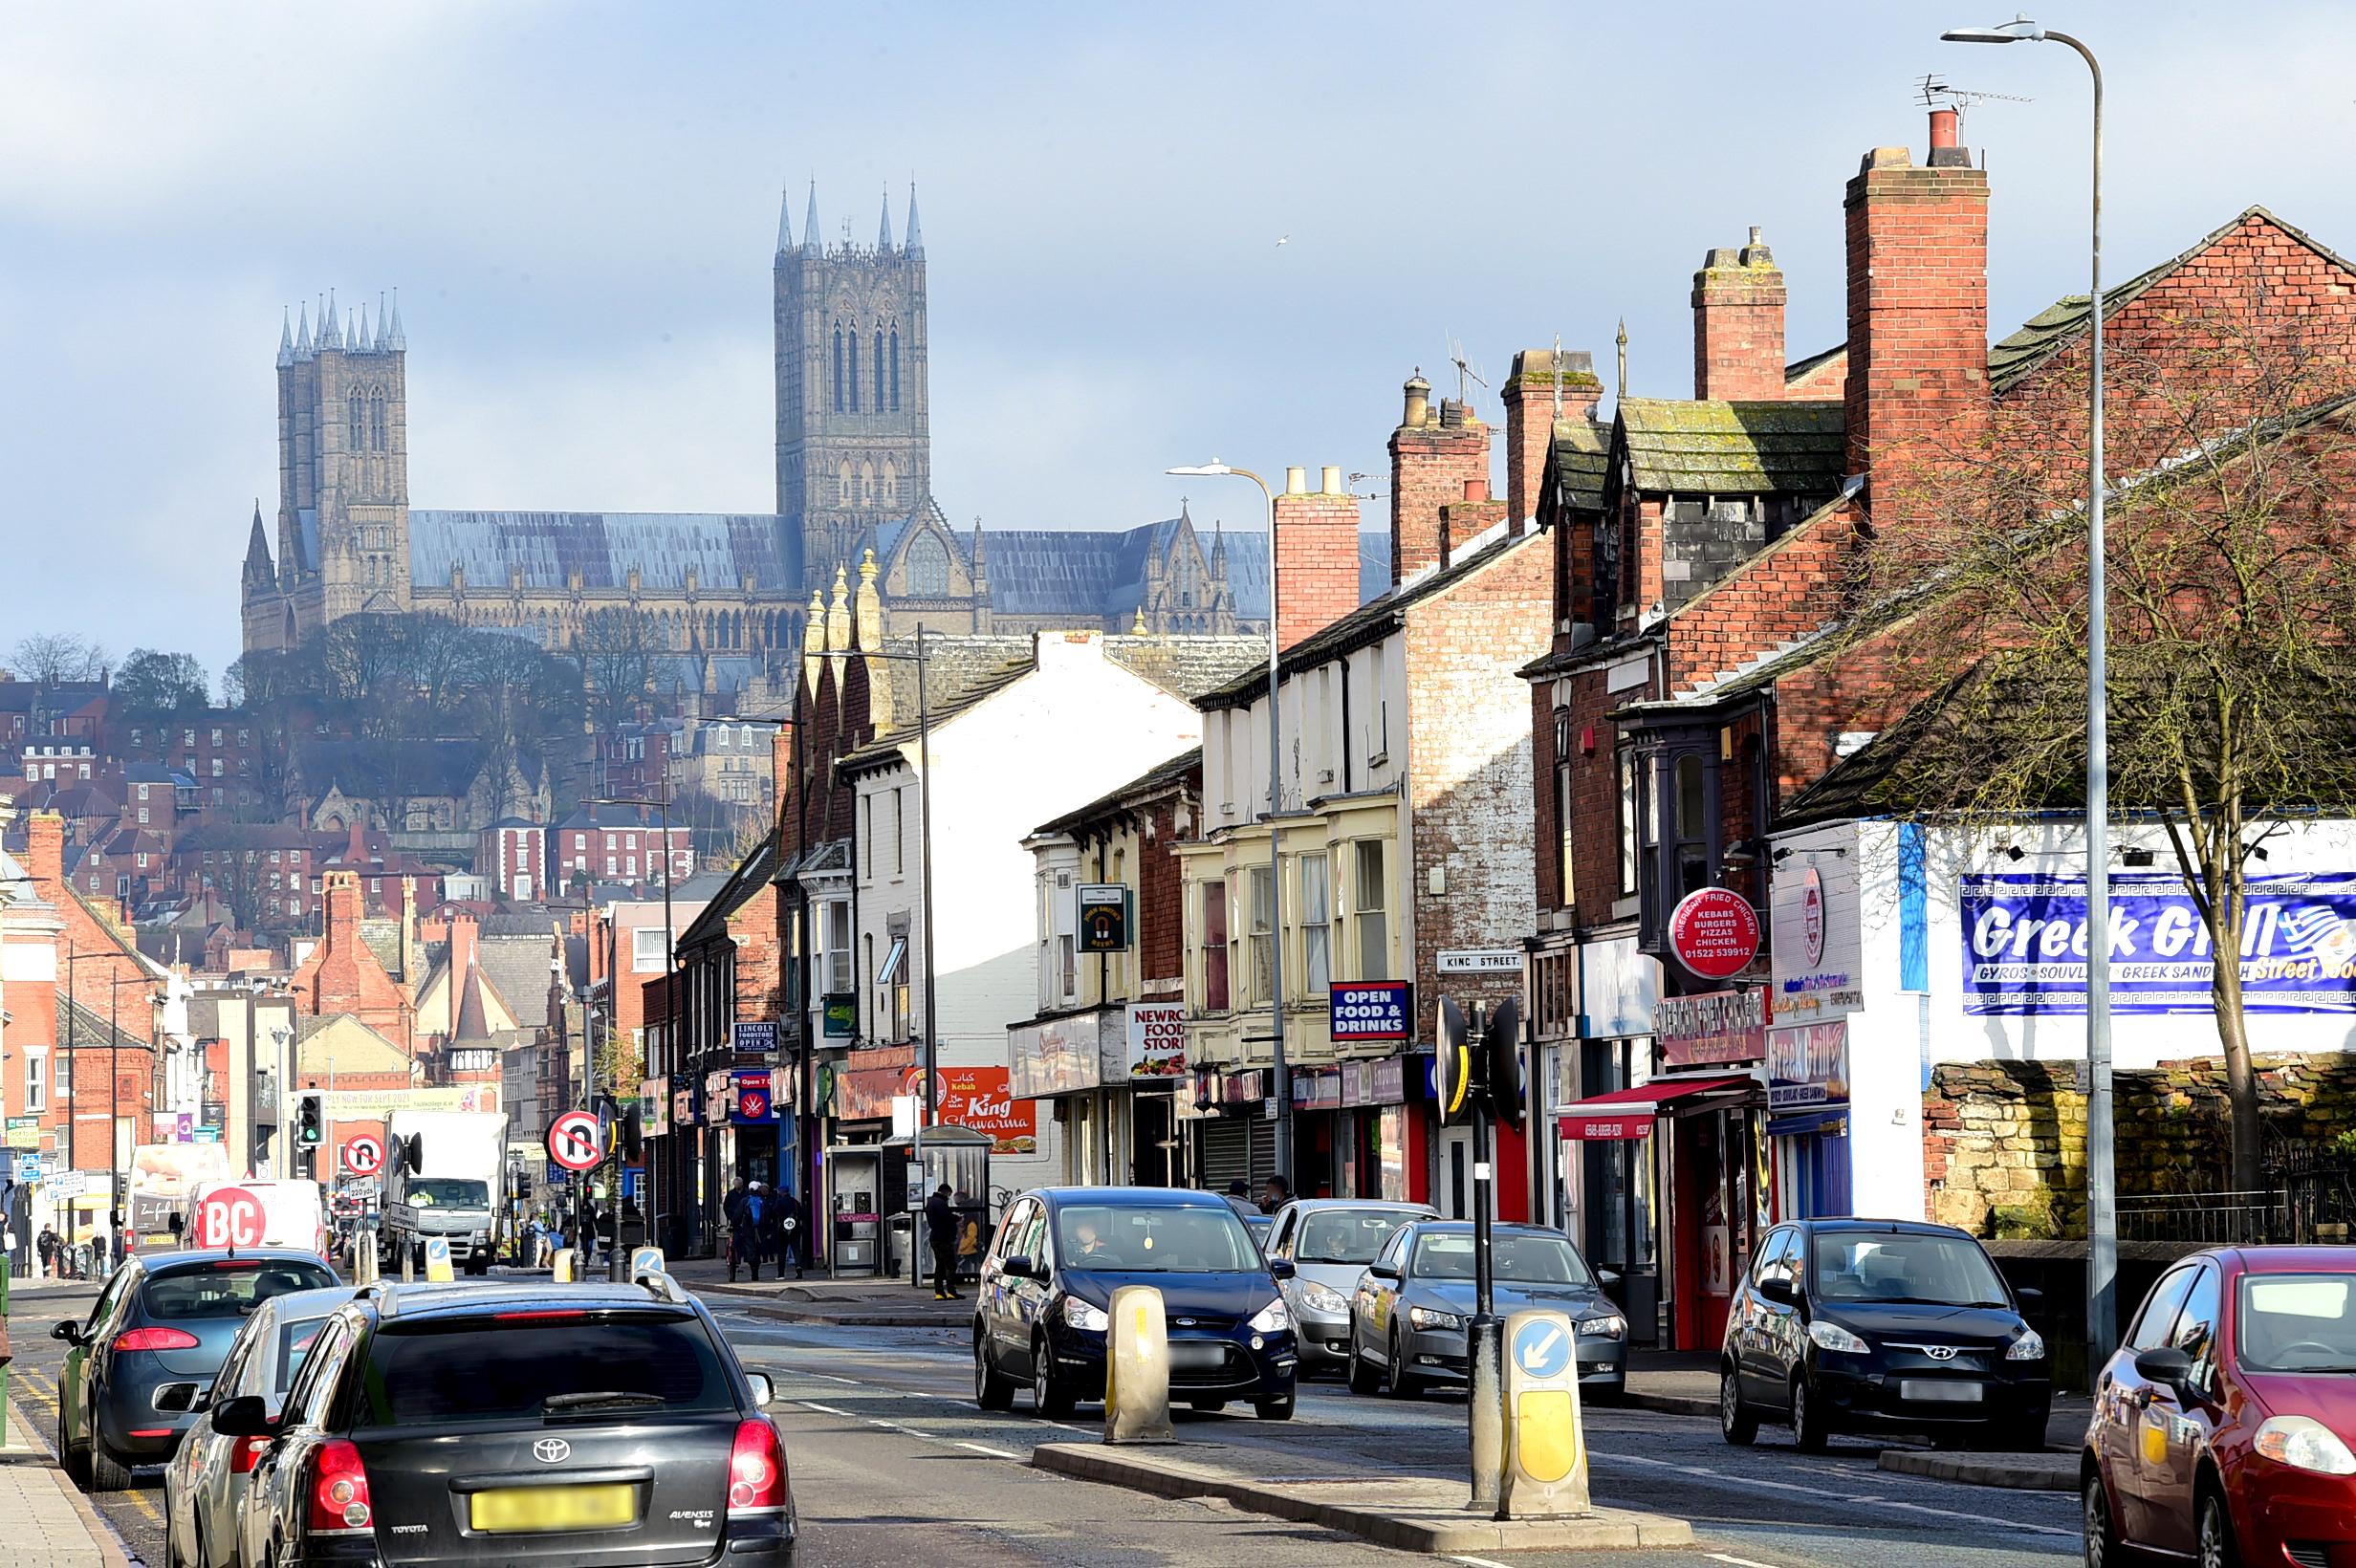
[1556,1074,1756,1142]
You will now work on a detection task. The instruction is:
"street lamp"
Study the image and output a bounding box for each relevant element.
[592,792,678,1279]
[1167,461,1291,1186]
[1942,13,2115,1361]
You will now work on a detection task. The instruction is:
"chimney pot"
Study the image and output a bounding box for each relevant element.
[1929,106,1959,149]
[1438,398,1466,428]
[1284,465,1307,495]
[1462,477,1489,503]
[1748,225,1763,247]
[1320,465,1343,495]
[1401,374,1430,429]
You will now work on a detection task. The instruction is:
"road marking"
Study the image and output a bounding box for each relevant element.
[1594,1450,2077,1538]
[796,1402,853,1417]
[125,1489,162,1523]
[957,1442,1021,1459]
[1709,1555,1796,1568]
[1452,1556,1517,1568]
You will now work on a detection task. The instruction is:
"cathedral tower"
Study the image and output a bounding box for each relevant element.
[774,182,931,595]
[248,292,412,656]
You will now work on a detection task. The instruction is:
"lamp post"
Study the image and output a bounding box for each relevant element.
[593,794,677,1280]
[1166,461,1290,1186]
[1942,12,2113,1361]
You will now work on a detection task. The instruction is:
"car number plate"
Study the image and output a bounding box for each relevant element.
[1899,1380,1984,1404]
[1168,1341,1224,1370]
[469,1483,637,1533]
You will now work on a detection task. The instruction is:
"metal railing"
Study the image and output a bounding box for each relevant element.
[2115,1189,2281,1246]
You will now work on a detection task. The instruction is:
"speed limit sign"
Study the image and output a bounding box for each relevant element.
[548,1109,602,1172]
[343,1135,384,1176]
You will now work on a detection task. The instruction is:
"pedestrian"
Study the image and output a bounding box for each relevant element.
[771,1186,805,1279]
[36,1224,58,1279]
[754,1185,785,1275]
[925,1181,960,1300]
[1222,1179,1257,1222]
[725,1176,762,1283]
[1258,1174,1292,1215]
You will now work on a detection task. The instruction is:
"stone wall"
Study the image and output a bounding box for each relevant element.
[1923,1052,2356,1239]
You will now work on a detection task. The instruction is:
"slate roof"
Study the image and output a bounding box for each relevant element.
[408,512,792,593]
[1987,207,2356,396]
[1030,745,1201,838]
[1551,420,1612,511]
[1617,399,1846,494]
[1785,344,1845,384]
[59,992,141,1050]
[476,933,566,1032]
[299,737,484,800]
[1100,636,1268,703]
[676,830,778,951]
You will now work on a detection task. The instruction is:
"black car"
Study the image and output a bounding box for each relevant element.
[222,1276,795,1567]
[1718,1217,2049,1451]
[972,1187,1299,1420]
[54,1249,338,1491]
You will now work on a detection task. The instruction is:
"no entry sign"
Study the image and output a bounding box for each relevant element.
[193,1186,266,1250]
[548,1109,602,1172]
[342,1135,384,1176]
[1668,887,1761,981]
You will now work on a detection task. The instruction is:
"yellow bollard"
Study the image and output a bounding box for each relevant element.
[423,1236,456,1284]
[552,1247,578,1284]
[1102,1285,1174,1444]
[1498,1309,1591,1518]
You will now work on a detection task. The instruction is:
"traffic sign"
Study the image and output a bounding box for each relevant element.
[193,1186,267,1249]
[423,1235,455,1283]
[1669,887,1761,981]
[548,1110,602,1172]
[343,1135,384,1176]
[1514,1315,1574,1381]
[1437,947,1524,974]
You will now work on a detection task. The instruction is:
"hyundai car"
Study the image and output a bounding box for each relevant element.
[973,1187,1299,1420]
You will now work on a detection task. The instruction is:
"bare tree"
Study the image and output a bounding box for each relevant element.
[11,633,106,684]
[578,608,658,731]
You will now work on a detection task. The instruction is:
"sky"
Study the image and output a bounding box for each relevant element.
[6,1,2355,683]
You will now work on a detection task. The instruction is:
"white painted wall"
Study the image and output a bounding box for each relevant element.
[1206,637,1407,833]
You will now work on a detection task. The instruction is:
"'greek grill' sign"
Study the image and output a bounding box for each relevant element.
[1330,982,1411,1042]
[1962,872,2356,1014]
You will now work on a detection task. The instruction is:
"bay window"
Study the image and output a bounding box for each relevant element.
[1299,851,1332,998]
[1353,839,1388,980]
[1198,878,1229,1013]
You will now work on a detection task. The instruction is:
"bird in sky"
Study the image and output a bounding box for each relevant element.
[1275,235,1289,249]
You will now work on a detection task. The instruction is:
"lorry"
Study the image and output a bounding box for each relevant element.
[379,1110,511,1274]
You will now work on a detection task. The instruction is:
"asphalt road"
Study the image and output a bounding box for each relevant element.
[5,1276,2085,1567]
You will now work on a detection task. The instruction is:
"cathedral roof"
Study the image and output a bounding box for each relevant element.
[407,512,792,594]
[975,519,1389,620]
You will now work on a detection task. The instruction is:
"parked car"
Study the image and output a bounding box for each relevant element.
[225,1276,795,1568]
[2082,1244,2356,1568]
[1346,1220,1626,1400]
[972,1187,1299,1420]
[1265,1199,1435,1374]
[162,1284,358,1568]
[54,1249,338,1492]
[1718,1217,2048,1451]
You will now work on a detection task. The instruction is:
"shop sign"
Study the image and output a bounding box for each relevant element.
[1668,887,1762,981]
[705,1069,732,1126]
[731,1069,778,1124]
[1340,1056,1407,1108]
[1290,1069,1342,1110]
[1579,936,1659,1039]
[1767,1020,1850,1111]
[1008,1013,1110,1098]
[833,1064,908,1122]
[821,993,856,1039]
[1124,1001,1188,1079]
[1078,884,1131,952]
[1330,981,1410,1042]
[641,1078,670,1138]
[6,1116,38,1150]
[1655,988,1767,1067]
[1193,1068,1268,1107]
[732,1020,780,1057]
[670,1081,698,1129]
[905,1065,1038,1155]
[1963,871,2356,1014]
[1772,858,1865,1020]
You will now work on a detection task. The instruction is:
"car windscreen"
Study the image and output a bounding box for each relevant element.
[404,1178,489,1208]
[142,1260,338,1320]
[1054,1205,1258,1273]
[354,1312,736,1427]
[1297,1209,1417,1266]
[1811,1231,2009,1307]
[1411,1231,1594,1285]
[274,1315,333,1392]
[2238,1273,2356,1372]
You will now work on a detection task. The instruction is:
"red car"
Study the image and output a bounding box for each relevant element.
[2083,1246,2356,1567]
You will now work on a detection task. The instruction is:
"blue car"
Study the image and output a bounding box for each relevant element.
[972,1187,1300,1420]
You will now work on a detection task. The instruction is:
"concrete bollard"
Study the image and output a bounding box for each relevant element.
[401,1245,414,1283]
[1102,1285,1174,1444]
[1497,1309,1591,1519]
[552,1247,578,1284]
[353,1240,378,1287]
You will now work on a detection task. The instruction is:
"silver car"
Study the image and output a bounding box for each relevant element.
[162,1284,356,1568]
[1348,1221,1627,1400]
[1265,1200,1435,1373]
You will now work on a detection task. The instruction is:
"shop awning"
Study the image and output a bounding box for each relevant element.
[1767,1105,1851,1139]
[1557,1074,1756,1141]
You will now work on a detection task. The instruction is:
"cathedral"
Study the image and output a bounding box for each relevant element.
[240,185,1385,691]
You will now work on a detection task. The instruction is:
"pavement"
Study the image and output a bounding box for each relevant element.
[0,1395,134,1568]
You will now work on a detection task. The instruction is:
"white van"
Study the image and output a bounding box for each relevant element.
[185,1178,331,1260]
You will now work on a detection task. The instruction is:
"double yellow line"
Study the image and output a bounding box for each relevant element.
[7,1372,166,1525]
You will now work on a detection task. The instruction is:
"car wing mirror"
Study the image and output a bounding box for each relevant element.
[2131,1346,2194,1393]
[1002,1253,1036,1280]
[1598,1268,1622,1289]
[1758,1277,1799,1307]
[1268,1258,1296,1280]
[2014,1286,2043,1310]
[210,1395,278,1439]
[51,1321,80,1345]
[1367,1262,1401,1282]
[745,1372,774,1408]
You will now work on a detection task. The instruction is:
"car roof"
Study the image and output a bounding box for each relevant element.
[1039,1187,1234,1210]
[138,1248,335,1274]
[1401,1221,1570,1237]
[2211,1245,2356,1274]
[1796,1218,1976,1238]
[254,1284,376,1317]
[1282,1199,1435,1214]
[362,1280,697,1325]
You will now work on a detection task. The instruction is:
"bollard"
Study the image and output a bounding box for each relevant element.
[1102,1285,1174,1444]
[552,1247,578,1284]
[402,1244,414,1283]
[1467,1316,1506,1512]
[423,1236,455,1284]
[1497,1308,1591,1519]
[629,1245,665,1279]
[353,1240,378,1287]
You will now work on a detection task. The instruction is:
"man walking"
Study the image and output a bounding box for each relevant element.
[723,1177,752,1282]
[924,1182,960,1300]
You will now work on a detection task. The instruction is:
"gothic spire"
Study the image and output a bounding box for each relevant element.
[386,289,406,351]
[354,300,371,354]
[277,309,294,369]
[243,499,274,585]
[877,185,893,251]
[905,182,924,257]
[320,291,341,350]
[775,182,793,254]
[294,303,313,359]
[802,181,820,256]
[376,293,391,350]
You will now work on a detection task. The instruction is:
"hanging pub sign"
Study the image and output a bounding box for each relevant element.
[821,994,857,1039]
[1078,884,1132,953]
[1655,987,1768,1068]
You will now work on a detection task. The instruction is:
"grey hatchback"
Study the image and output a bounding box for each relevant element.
[55,1249,338,1491]
[1347,1221,1626,1400]
[1264,1200,1435,1373]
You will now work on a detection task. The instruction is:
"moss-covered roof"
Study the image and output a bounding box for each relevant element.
[1550,420,1612,512]
[1618,398,1845,495]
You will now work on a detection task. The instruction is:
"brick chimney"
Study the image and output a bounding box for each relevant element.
[1844,111,1990,493]
[1503,349,1603,530]
[1387,374,1491,585]
[1437,479,1508,571]
[1273,466,1363,650]
[25,809,62,889]
[448,909,478,985]
[1692,229,1788,401]
[772,722,796,843]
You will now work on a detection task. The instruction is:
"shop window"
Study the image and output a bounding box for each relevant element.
[1198,879,1229,1013]
[1299,851,1331,997]
[1353,839,1388,980]
[1616,747,1639,896]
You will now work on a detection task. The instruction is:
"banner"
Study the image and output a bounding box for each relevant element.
[1961,872,2356,1015]
[1124,1001,1188,1079]
[129,1142,229,1236]
[1771,858,1864,1021]
[321,1086,498,1119]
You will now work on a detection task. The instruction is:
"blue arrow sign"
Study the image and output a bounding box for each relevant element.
[1514,1316,1574,1381]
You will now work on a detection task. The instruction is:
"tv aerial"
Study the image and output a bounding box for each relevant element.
[1917,74,2032,134]
[1445,333,1488,410]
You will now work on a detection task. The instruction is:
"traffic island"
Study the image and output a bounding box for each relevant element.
[1032,1442,1694,1554]
[1877,1448,2078,1491]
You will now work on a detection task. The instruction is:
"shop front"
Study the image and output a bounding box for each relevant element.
[1766,850,1863,1222]
[1187,1068,1276,1192]
[1288,1056,1414,1201]
[1008,1001,1187,1187]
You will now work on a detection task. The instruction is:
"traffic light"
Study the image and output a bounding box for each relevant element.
[1435,997,1473,1125]
[1484,995,1525,1133]
[295,1092,323,1147]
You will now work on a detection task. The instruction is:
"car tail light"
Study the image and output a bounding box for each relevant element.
[112,1327,201,1353]
[230,1434,270,1474]
[727,1419,787,1514]
[304,1439,373,1535]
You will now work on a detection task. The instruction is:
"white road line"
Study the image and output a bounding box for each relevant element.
[1708,1554,1794,1568]
[1594,1451,2077,1538]
[796,1402,852,1417]
[957,1442,1022,1459]
[1452,1556,1518,1568]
